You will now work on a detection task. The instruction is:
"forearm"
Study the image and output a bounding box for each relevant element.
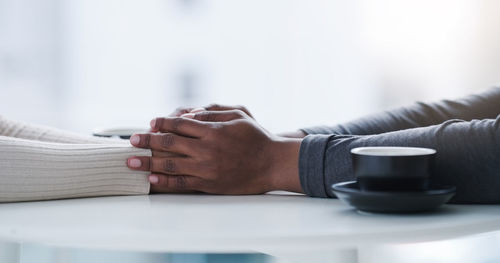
[302,87,500,136]
[299,115,500,203]
[0,136,151,202]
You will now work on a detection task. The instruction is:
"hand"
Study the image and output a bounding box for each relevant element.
[168,104,305,138]
[148,104,250,155]
[168,104,254,119]
[127,110,303,194]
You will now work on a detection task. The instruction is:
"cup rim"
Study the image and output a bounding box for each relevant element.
[351,146,436,156]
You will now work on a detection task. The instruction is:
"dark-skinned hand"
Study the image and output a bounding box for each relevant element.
[168,104,305,138]
[168,104,254,119]
[126,109,303,194]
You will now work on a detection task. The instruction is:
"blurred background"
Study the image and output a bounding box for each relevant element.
[2,1,500,262]
[1,0,500,134]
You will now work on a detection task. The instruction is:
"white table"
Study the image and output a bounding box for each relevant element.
[1,192,500,263]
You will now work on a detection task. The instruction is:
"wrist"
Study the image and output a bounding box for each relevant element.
[267,137,304,193]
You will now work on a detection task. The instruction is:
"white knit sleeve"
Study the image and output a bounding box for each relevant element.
[0,136,151,202]
[0,115,127,144]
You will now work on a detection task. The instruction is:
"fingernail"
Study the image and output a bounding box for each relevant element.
[130,134,140,145]
[181,113,195,119]
[128,158,142,168]
[150,118,157,128]
[149,174,159,184]
[190,107,205,113]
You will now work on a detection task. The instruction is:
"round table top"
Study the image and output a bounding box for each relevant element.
[1,192,500,253]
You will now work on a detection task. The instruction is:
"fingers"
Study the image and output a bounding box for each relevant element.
[149,174,202,193]
[189,107,206,113]
[169,106,193,117]
[127,156,199,176]
[152,150,185,158]
[169,106,206,117]
[130,133,197,155]
[150,117,209,137]
[182,110,248,122]
[127,156,204,192]
[204,104,253,118]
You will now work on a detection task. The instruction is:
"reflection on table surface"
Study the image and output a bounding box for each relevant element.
[359,229,500,263]
[9,229,500,263]
[2,194,500,252]
[2,194,500,263]
[12,243,283,263]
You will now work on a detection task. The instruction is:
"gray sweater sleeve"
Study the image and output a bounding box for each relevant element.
[301,87,500,136]
[298,87,500,203]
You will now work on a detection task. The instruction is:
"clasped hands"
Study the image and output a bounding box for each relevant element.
[126,105,304,194]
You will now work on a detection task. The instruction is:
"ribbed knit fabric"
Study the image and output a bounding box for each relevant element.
[0,116,151,202]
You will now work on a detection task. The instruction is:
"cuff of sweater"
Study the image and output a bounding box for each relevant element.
[298,134,333,197]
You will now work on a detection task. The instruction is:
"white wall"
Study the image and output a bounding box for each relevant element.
[0,0,62,127]
[1,0,500,134]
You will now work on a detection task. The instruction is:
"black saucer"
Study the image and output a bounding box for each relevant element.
[331,181,456,213]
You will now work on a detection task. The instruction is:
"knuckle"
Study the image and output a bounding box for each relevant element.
[176,175,188,189]
[232,109,245,117]
[172,117,184,132]
[213,123,226,133]
[160,133,175,148]
[197,112,216,122]
[142,134,151,147]
[196,112,209,121]
[205,125,221,137]
[237,105,251,117]
[209,122,224,130]
[155,118,165,129]
[163,159,176,173]
[206,103,220,110]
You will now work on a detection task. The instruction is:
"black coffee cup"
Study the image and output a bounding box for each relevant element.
[351,147,436,192]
